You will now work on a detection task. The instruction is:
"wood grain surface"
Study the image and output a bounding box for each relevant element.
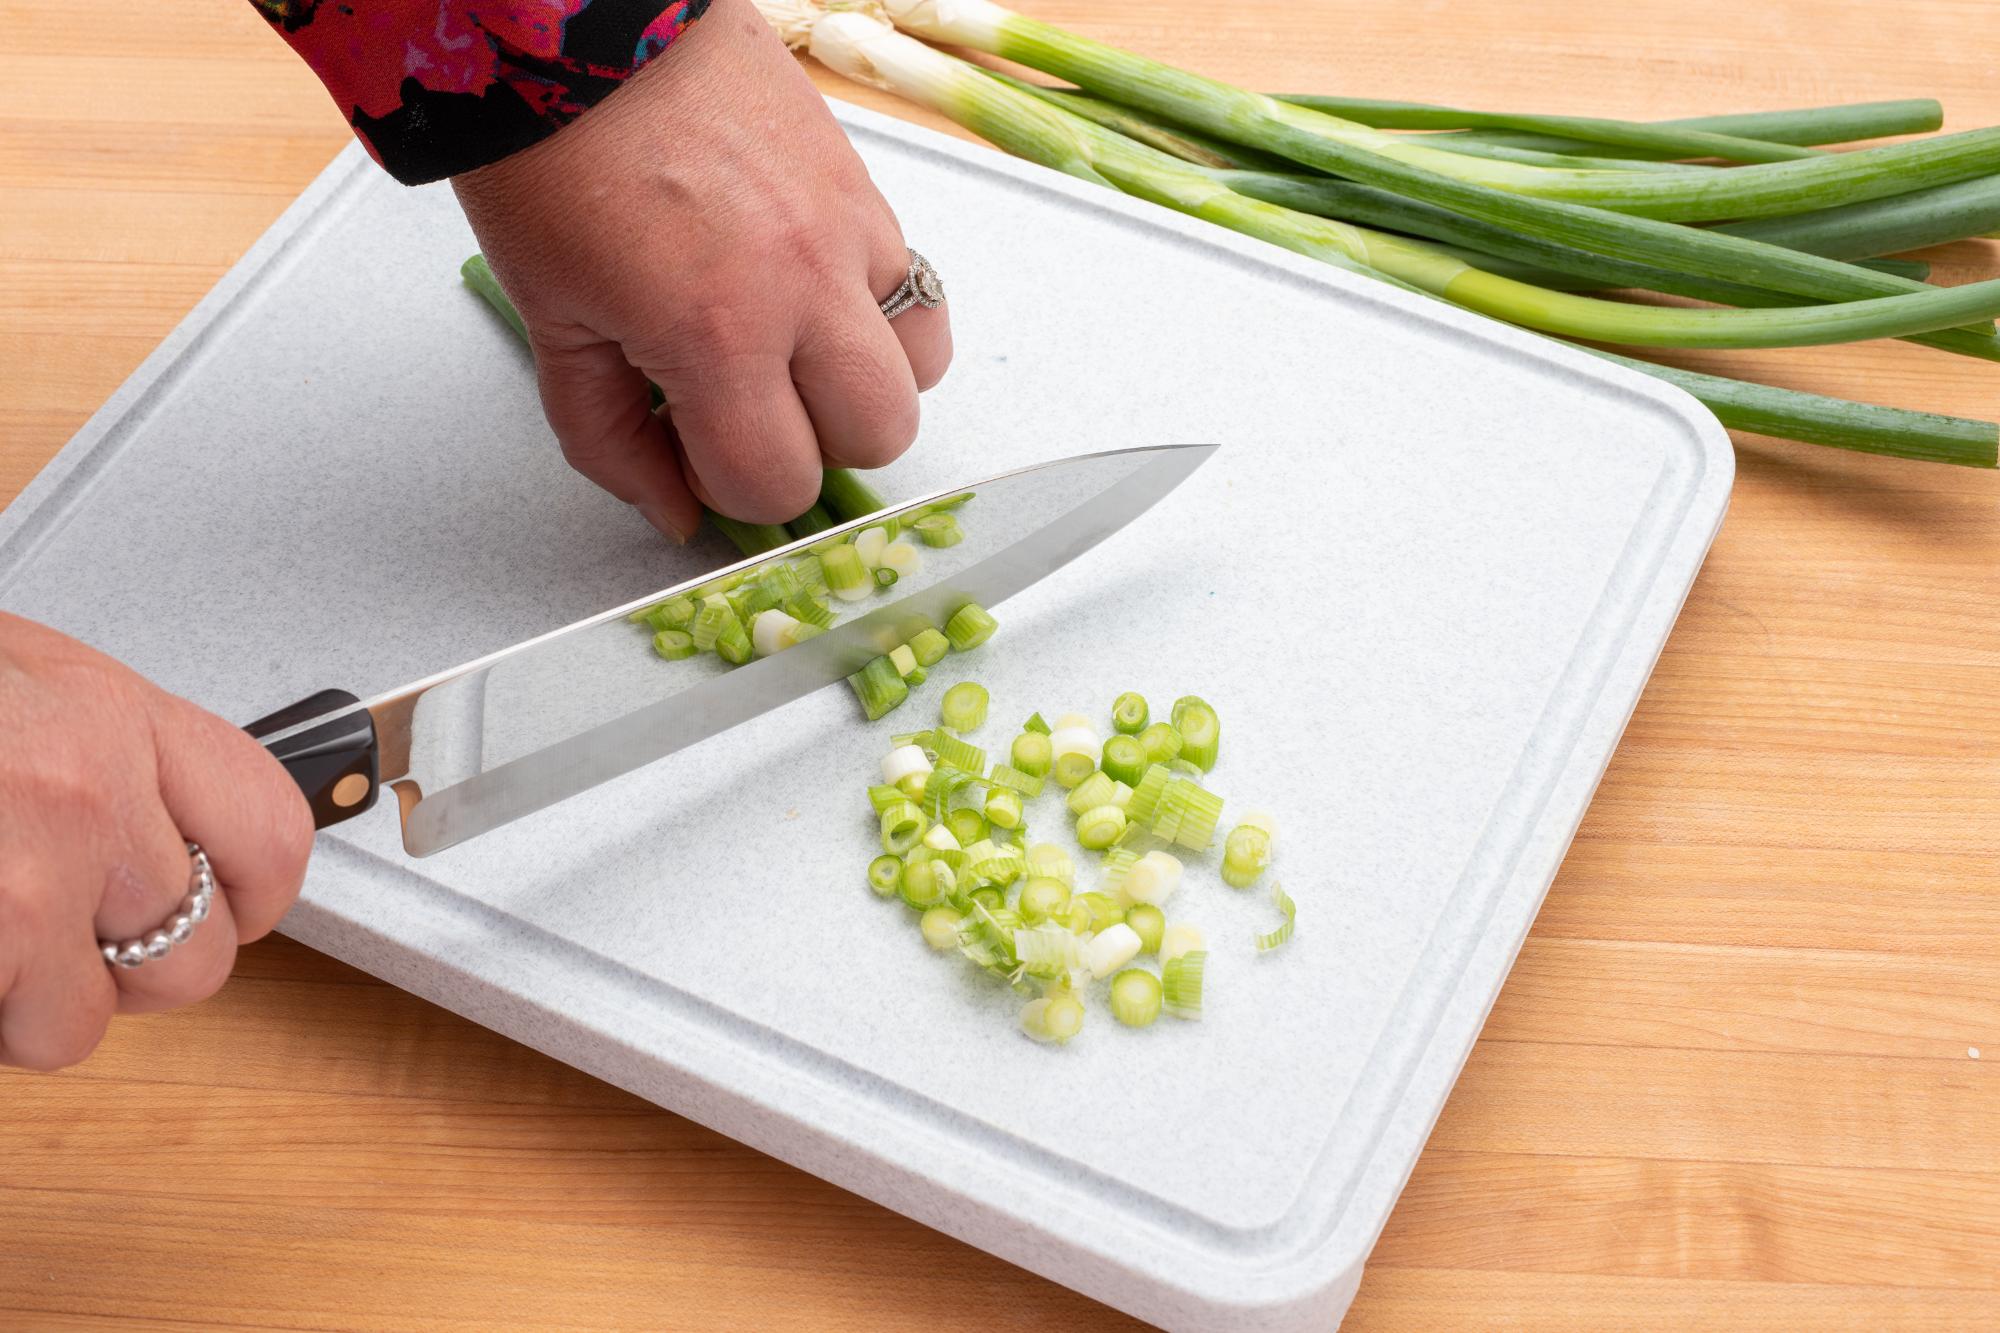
[3,1,1996,1328]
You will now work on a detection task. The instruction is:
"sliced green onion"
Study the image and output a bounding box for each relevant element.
[1013,923,1082,978]
[1163,950,1206,1019]
[872,566,899,590]
[646,597,696,631]
[1123,904,1166,954]
[1052,750,1099,791]
[945,602,999,651]
[784,589,835,629]
[1082,921,1144,978]
[868,853,904,898]
[909,627,952,667]
[1124,849,1184,906]
[1221,821,1274,889]
[1099,733,1147,786]
[904,663,929,687]
[946,808,989,846]
[1136,722,1183,767]
[1100,848,1139,898]
[1152,777,1225,850]
[1110,691,1149,734]
[818,468,888,522]
[822,543,872,603]
[1108,780,1134,810]
[1160,923,1205,965]
[921,765,983,817]
[1255,883,1298,952]
[984,785,1024,830]
[867,783,906,814]
[1076,804,1126,850]
[708,513,792,558]
[787,503,837,539]
[1125,764,1173,827]
[751,608,803,657]
[967,886,1007,913]
[895,771,929,801]
[855,525,890,569]
[881,539,924,579]
[792,556,827,591]
[1025,843,1074,886]
[900,858,954,910]
[912,512,965,547]
[1024,712,1051,734]
[1109,968,1164,1027]
[923,821,962,853]
[1169,696,1221,771]
[920,905,965,949]
[689,596,731,652]
[1010,731,1054,778]
[879,800,928,855]
[1021,992,1085,1044]
[889,644,920,678]
[849,655,911,721]
[929,729,987,774]
[1069,891,1124,933]
[1066,770,1120,817]
[1018,876,1072,924]
[987,763,1046,797]
[713,612,753,665]
[652,628,697,661]
[941,681,990,732]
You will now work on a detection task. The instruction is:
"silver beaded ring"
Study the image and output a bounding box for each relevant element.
[100,842,215,970]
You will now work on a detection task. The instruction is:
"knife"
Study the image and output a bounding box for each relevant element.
[244,443,1216,857]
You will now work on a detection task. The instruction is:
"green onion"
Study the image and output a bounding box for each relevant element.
[909,628,952,667]
[1160,922,1205,965]
[1109,968,1164,1027]
[1431,99,1947,159]
[1070,890,1125,932]
[1169,696,1221,771]
[1162,950,1205,1019]
[1076,804,1127,850]
[941,681,990,732]
[929,729,987,774]
[784,589,835,629]
[912,512,965,547]
[1026,842,1075,886]
[1018,876,1072,924]
[1136,722,1183,767]
[946,808,989,846]
[988,763,1046,797]
[889,643,920,678]
[879,800,928,855]
[945,602,999,651]
[881,539,924,580]
[903,863,956,912]
[1152,778,1224,850]
[787,503,837,538]
[905,663,929,686]
[1021,993,1085,1044]
[868,853,904,898]
[1099,848,1139,897]
[984,785,1024,830]
[873,566,899,589]
[822,543,872,603]
[1110,691,1149,733]
[1099,733,1147,786]
[1255,883,1298,952]
[1123,904,1166,954]
[867,783,906,814]
[1013,924,1081,977]
[647,597,696,631]
[1010,731,1054,778]
[819,468,889,522]
[1221,822,1273,889]
[1066,770,1120,817]
[1024,712,1051,735]
[751,608,804,657]
[1125,763,1173,827]
[1082,921,1144,978]
[920,905,965,949]
[1124,849,1184,906]
[651,628,697,660]
[968,886,1008,913]
[1048,717,1101,789]
[849,655,911,721]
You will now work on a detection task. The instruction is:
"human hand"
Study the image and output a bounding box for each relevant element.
[0,613,315,1070]
[451,0,952,542]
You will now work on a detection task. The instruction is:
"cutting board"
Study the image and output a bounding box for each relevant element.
[0,103,1730,1331]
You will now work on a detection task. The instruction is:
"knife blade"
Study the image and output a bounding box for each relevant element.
[246,443,1216,856]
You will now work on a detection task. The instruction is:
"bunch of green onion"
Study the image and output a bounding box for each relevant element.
[866,686,1296,1043]
[758,0,2000,467]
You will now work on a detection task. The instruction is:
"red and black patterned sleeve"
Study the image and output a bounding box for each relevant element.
[250,1,711,185]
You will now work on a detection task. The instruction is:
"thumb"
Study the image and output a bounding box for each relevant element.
[531,337,703,543]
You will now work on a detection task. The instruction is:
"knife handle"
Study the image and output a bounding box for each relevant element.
[245,688,380,830]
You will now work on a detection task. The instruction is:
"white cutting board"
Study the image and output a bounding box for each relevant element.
[0,104,1730,1330]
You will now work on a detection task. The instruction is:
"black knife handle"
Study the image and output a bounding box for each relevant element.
[245,688,380,830]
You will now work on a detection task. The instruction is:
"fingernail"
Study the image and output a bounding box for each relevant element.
[639,504,692,544]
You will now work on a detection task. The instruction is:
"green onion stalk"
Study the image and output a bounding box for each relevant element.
[879,0,2000,224]
[869,0,1997,322]
[770,9,1998,464]
[1416,99,1947,160]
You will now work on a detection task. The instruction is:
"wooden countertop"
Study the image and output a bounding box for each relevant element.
[3,1,1995,1326]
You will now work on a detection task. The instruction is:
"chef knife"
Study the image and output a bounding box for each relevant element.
[245,443,1216,857]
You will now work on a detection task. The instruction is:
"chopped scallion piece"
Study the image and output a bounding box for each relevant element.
[848,655,910,721]
[1137,722,1184,767]
[941,681,990,732]
[881,539,924,578]
[1076,804,1126,850]
[912,512,965,547]
[929,730,987,774]
[867,783,907,814]
[1109,968,1164,1027]
[946,808,989,847]
[922,822,962,853]
[1221,822,1274,889]
[1123,904,1166,954]
[945,602,999,651]
[690,596,732,651]
[1053,756,1097,790]
[1125,764,1173,827]
[1013,924,1081,977]
[920,905,965,949]
[889,643,920,678]
[1021,993,1085,1044]
[751,608,802,657]
[1018,876,1072,924]
[909,627,951,666]
[900,859,954,910]
[1163,950,1206,1019]
[984,786,1024,830]
[873,566,899,589]
[1152,778,1224,850]
[988,763,1045,797]
[1024,712,1051,735]
[1010,731,1054,778]
[1170,696,1221,771]
[1065,770,1119,817]
[1255,884,1298,952]
[822,543,872,603]
[1070,891,1125,933]
[713,611,753,664]
[1110,692,1149,734]
[879,800,928,855]
[868,854,903,898]
[1025,843,1074,887]
[1100,733,1146,786]
[968,886,1007,912]
[1160,923,1205,965]
[783,589,834,629]
[905,663,928,687]
[652,628,697,660]
[855,525,891,569]
[1124,850,1185,906]
[647,597,696,631]
[1083,922,1144,978]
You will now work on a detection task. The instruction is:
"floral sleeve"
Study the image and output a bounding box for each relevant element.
[251,1,711,185]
